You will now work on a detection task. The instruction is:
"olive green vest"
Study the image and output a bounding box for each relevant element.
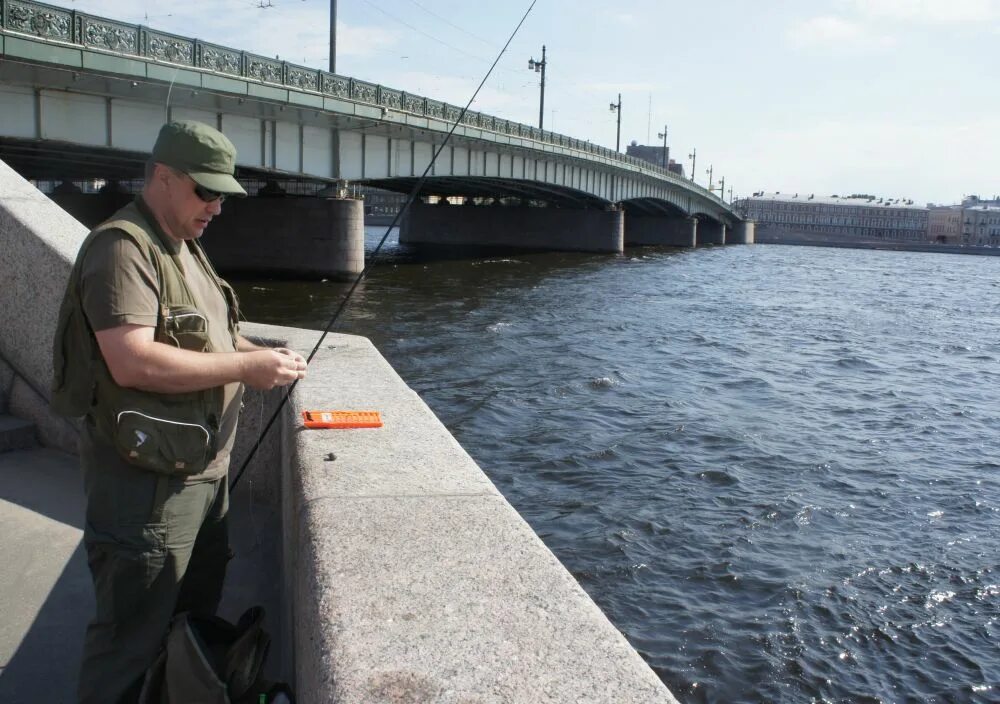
[51,201,241,476]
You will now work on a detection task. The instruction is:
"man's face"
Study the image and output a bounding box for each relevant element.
[160,166,224,241]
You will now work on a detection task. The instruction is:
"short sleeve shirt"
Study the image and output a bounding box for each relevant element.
[79,197,243,482]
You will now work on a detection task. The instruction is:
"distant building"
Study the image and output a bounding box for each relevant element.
[928,206,962,243]
[625,142,685,177]
[734,192,928,243]
[356,185,406,219]
[959,198,1000,247]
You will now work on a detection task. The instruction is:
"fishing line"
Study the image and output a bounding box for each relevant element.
[229,0,539,492]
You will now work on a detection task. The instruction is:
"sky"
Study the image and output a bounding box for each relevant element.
[59,0,1000,205]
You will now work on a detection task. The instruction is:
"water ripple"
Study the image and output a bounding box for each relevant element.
[237,236,1000,703]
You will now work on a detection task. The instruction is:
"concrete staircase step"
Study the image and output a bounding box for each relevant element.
[0,415,38,453]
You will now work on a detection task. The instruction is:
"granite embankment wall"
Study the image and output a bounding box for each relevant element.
[756,227,1000,256]
[0,159,680,703]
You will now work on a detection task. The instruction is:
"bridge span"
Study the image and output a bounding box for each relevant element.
[0,0,752,276]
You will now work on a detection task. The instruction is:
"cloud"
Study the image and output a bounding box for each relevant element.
[336,23,401,59]
[786,15,896,50]
[733,116,1000,204]
[579,81,658,94]
[790,0,999,52]
[848,0,1000,24]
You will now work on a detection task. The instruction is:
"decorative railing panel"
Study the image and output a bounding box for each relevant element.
[425,100,444,119]
[321,72,350,98]
[143,28,194,65]
[79,14,137,54]
[286,64,319,92]
[245,52,283,85]
[6,0,72,42]
[402,93,424,115]
[0,0,732,208]
[351,79,378,105]
[378,87,402,109]
[198,41,242,76]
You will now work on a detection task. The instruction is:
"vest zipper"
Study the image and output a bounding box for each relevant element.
[167,312,208,324]
[116,410,211,447]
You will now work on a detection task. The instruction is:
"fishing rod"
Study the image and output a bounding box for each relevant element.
[229,0,539,492]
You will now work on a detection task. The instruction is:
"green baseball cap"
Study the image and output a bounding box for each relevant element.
[151,120,247,197]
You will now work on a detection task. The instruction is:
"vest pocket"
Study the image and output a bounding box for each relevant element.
[162,306,210,352]
[116,410,213,476]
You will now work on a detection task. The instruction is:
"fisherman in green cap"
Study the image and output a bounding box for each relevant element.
[51,120,307,703]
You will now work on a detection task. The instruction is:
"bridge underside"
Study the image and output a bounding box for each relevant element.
[363,176,608,209]
[0,136,309,184]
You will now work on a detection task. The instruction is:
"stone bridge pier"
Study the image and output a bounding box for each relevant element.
[48,192,365,280]
[400,201,625,253]
[698,220,726,246]
[204,196,364,279]
[729,221,755,244]
[624,214,698,247]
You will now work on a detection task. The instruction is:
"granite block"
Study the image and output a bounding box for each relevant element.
[9,377,78,455]
[294,494,678,704]
[0,357,13,413]
[0,161,87,406]
[0,415,37,453]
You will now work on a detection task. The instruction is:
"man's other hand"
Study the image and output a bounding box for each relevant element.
[241,349,307,390]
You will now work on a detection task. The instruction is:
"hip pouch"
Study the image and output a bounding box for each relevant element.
[114,407,217,476]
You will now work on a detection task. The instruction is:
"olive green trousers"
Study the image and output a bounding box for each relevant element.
[76,427,230,704]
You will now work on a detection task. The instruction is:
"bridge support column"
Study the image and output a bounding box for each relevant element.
[625,214,697,247]
[204,196,364,279]
[730,220,755,244]
[698,220,725,246]
[400,202,624,253]
[48,193,132,228]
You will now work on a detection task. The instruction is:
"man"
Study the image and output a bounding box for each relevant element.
[51,120,306,703]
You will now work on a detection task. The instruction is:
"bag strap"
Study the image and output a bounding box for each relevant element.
[224,607,271,699]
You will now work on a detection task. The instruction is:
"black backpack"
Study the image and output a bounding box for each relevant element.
[139,606,294,704]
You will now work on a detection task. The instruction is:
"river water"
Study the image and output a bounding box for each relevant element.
[232,229,1000,703]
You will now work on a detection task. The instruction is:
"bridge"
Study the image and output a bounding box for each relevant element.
[0,0,753,276]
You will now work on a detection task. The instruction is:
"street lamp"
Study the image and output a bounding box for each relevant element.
[688,147,696,182]
[528,46,547,130]
[657,124,668,171]
[329,0,337,73]
[609,93,622,152]
[706,164,714,192]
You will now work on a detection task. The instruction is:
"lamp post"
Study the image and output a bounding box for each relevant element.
[706,165,714,193]
[609,93,622,152]
[528,46,547,130]
[329,0,337,73]
[688,148,696,181]
[719,175,726,202]
[657,124,668,171]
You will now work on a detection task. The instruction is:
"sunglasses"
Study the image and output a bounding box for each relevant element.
[192,182,226,204]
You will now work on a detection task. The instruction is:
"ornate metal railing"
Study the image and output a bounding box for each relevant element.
[0,0,729,207]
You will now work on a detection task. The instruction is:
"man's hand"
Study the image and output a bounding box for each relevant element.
[274,347,307,368]
[240,348,307,390]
